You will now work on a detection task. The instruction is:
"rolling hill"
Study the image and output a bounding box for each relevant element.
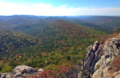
[0,16,116,74]
[63,19,113,34]
[76,16,119,24]
[0,16,118,33]
[0,15,47,21]
[0,30,39,55]
[12,20,107,60]
[77,16,120,29]
[101,18,120,29]
[7,18,33,25]
[33,17,60,24]
[0,22,16,29]
[14,20,107,36]
[0,19,109,75]
[13,16,113,34]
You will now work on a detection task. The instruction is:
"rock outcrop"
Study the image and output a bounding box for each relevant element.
[92,37,120,78]
[0,65,44,78]
[82,34,120,78]
[82,40,102,78]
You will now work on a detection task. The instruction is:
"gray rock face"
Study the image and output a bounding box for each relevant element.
[82,41,101,78]
[93,41,99,51]
[82,36,120,78]
[115,74,120,78]
[0,65,44,78]
[92,37,120,78]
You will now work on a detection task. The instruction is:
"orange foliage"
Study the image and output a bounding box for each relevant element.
[9,50,12,53]
[56,40,65,43]
[39,70,56,78]
[25,76,29,78]
[29,46,33,48]
[39,38,41,41]
[99,33,118,44]
[111,55,120,72]
[58,66,69,74]
[15,54,19,58]
[41,52,47,56]
[62,47,68,49]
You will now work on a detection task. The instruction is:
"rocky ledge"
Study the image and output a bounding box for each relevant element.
[82,34,120,78]
[0,65,44,78]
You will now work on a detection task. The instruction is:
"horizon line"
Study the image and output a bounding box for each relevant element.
[0,14,120,17]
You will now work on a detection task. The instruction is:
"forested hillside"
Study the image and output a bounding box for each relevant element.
[77,16,120,29]
[0,22,16,29]
[14,20,107,35]
[0,30,39,55]
[0,15,46,21]
[7,18,33,25]
[101,18,120,28]
[63,19,113,34]
[0,15,120,77]
[0,15,118,34]
[0,20,107,73]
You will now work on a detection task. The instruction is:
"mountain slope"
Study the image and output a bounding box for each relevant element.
[13,20,107,57]
[0,20,108,74]
[0,15,47,21]
[63,19,113,34]
[33,17,60,24]
[101,18,120,29]
[29,16,114,34]
[7,18,33,25]
[77,16,120,29]
[0,22,16,29]
[77,16,119,24]
[0,30,39,55]
[0,16,117,33]
[14,20,107,36]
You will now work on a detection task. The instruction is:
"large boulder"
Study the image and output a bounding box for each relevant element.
[0,73,12,78]
[38,69,44,72]
[13,65,37,74]
[82,35,120,78]
[0,65,44,78]
[92,37,120,78]
[82,41,101,78]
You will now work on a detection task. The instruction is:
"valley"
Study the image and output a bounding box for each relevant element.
[0,15,120,78]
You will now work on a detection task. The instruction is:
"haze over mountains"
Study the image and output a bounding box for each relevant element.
[0,15,119,33]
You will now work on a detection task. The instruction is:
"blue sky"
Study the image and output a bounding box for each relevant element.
[0,0,120,16]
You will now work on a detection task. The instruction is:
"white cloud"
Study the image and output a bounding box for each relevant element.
[0,2,120,16]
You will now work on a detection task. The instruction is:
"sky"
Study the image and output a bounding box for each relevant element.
[0,0,120,16]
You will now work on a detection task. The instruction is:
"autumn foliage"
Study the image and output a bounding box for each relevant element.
[111,55,120,72]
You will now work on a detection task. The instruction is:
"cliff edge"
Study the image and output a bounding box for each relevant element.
[82,34,120,78]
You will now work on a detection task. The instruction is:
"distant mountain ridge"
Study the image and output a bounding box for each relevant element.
[14,19,107,36]
[77,16,120,29]
[7,18,33,25]
[0,15,119,34]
